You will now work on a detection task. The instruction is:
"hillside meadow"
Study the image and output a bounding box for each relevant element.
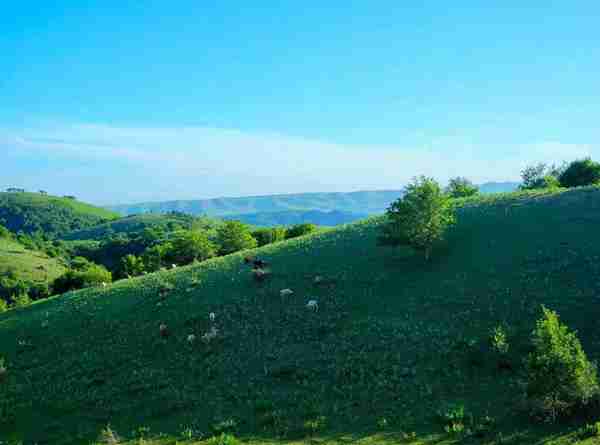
[1,186,600,444]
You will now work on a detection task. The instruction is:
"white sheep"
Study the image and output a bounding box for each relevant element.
[171,263,177,269]
[209,312,216,322]
[306,300,319,312]
[187,334,196,343]
[201,326,219,344]
[280,288,294,297]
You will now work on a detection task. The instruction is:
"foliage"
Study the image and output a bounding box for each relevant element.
[164,230,216,264]
[520,162,566,191]
[490,325,509,355]
[526,306,599,420]
[0,225,12,239]
[378,176,456,260]
[12,293,32,309]
[120,254,146,277]
[52,264,112,294]
[216,221,257,255]
[446,177,479,198]
[0,299,7,313]
[558,158,600,188]
[0,191,117,237]
[285,223,318,239]
[252,227,287,246]
[577,421,600,440]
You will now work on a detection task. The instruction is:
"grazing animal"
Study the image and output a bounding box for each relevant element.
[171,264,177,269]
[187,334,196,343]
[306,300,319,312]
[159,323,169,338]
[202,326,219,344]
[313,276,323,284]
[253,259,269,269]
[280,288,294,297]
[209,312,216,322]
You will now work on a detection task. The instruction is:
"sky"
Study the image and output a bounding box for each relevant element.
[1,1,599,205]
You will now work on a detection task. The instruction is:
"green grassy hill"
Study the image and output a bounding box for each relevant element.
[62,213,202,241]
[0,192,119,237]
[2,187,600,444]
[0,238,67,286]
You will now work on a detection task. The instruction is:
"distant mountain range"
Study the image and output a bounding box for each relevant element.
[108,182,520,226]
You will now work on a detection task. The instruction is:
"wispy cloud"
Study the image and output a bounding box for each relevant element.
[0,123,596,204]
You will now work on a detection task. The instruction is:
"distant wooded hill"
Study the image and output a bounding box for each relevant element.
[108,182,520,219]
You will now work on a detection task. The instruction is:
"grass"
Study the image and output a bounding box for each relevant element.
[0,192,119,237]
[0,237,67,284]
[2,186,600,444]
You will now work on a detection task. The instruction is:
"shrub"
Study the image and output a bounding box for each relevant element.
[0,299,7,313]
[12,293,32,309]
[526,306,599,420]
[216,221,257,255]
[578,421,600,440]
[206,433,240,445]
[378,176,456,261]
[558,158,600,188]
[490,325,509,355]
[252,227,286,246]
[285,223,317,239]
[446,177,479,198]
[53,264,112,294]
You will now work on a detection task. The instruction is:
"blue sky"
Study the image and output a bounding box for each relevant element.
[1,1,599,204]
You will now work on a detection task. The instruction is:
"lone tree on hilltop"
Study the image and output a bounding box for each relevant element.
[446,177,479,198]
[378,176,455,261]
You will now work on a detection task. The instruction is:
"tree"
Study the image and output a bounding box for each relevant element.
[121,254,145,277]
[166,230,216,264]
[520,163,550,190]
[215,221,257,255]
[52,264,112,294]
[526,306,598,420]
[558,158,600,188]
[285,223,318,239]
[446,177,479,198]
[378,176,455,261]
[252,227,286,246]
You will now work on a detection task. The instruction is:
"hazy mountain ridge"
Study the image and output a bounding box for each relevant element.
[108,182,520,217]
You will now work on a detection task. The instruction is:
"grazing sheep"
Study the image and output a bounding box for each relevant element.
[202,326,219,344]
[209,312,216,322]
[159,323,169,338]
[171,264,177,269]
[280,288,294,297]
[306,300,319,312]
[187,334,196,343]
[313,276,323,284]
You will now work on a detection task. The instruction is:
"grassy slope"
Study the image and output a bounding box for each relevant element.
[2,187,600,444]
[0,238,67,284]
[0,192,119,237]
